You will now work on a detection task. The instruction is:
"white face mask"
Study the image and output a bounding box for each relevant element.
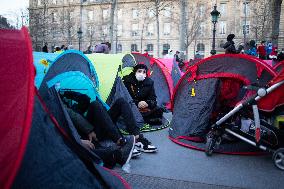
[135,72,146,81]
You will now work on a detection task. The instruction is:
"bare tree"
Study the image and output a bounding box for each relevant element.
[179,1,208,58]
[58,3,77,46]
[109,0,117,53]
[271,0,283,46]
[250,0,273,42]
[146,0,173,57]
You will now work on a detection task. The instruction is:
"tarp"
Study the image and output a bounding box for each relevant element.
[0,28,130,189]
[169,54,277,154]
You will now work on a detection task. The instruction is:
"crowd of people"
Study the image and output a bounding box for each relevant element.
[223,33,284,62]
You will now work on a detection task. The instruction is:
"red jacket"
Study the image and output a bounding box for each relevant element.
[257,45,266,57]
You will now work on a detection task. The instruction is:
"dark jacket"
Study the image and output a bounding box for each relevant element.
[123,73,157,109]
[42,45,48,53]
[223,41,237,54]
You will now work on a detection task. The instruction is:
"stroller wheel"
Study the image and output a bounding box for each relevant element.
[273,148,284,171]
[205,132,221,156]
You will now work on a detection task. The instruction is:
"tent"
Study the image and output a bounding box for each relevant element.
[169,54,277,154]
[87,53,170,132]
[273,60,284,73]
[158,58,182,88]
[131,53,174,109]
[0,28,130,189]
[33,52,58,88]
[39,50,103,104]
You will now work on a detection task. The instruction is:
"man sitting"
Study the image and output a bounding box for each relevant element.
[61,91,157,153]
[123,64,164,126]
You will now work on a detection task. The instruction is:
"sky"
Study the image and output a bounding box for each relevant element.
[0,0,29,27]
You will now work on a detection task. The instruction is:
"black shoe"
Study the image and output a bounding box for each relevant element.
[118,135,135,167]
[135,135,157,153]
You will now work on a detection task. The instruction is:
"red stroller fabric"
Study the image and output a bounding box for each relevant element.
[258,69,284,112]
[0,28,34,189]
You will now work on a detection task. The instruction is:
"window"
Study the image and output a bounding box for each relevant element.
[52,0,56,4]
[163,43,171,52]
[199,5,205,15]
[220,3,226,16]
[163,23,171,35]
[37,0,41,6]
[198,23,205,36]
[117,44,122,53]
[88,10,94,21]
[117,9,122,19]
[132,9,139,19]
[51,12,57,22]
[117,24,122,36]
[147,23,154,36]
[147,44,153,51]
[219,21,226,34]
[148,9,155,18]
[103,9,109,19]
[131,44,138,52]
[197,43,205,52]
[132,23,138,36]
[243,2,250,16]
[164,7,171,17]
[88,25,94,35]
[102,25,108,36]
[242,21,250,34]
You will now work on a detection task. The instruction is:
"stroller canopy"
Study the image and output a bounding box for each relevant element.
[132,53,174,109]
[169,54,277,139]
[0,28,130,189]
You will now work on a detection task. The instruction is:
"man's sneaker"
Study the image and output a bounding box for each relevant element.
[118,135,135,167]
[135,136,157,153]
[131,148,141,158]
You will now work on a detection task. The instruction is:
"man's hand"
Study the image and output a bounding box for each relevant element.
[88,131,98,142]
[138,101,148,109]
[81,139,95,150]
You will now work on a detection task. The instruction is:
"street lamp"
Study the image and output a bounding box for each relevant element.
[210,4,220,55]
[243,0,249,45]
[77,28,83,51]
[77,0,84,51]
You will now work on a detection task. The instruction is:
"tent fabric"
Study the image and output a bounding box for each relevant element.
[39,50,107,108]
[273,60,284,73]
[87,53,125,101]
[0,28,130,189]
[33,52,58,88]
[107,77,145,129]
[132,53,173,109]
[0,27,34,189]
[169,54,278,153]
[171,59,182,87]
[122,54,137,69]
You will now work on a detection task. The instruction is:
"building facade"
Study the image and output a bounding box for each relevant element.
[29,0,284,58]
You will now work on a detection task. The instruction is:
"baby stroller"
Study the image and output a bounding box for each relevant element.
[205,69,284,170]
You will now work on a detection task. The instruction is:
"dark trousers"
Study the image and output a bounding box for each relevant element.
[86,98,140,142]
[141,107,164,124]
